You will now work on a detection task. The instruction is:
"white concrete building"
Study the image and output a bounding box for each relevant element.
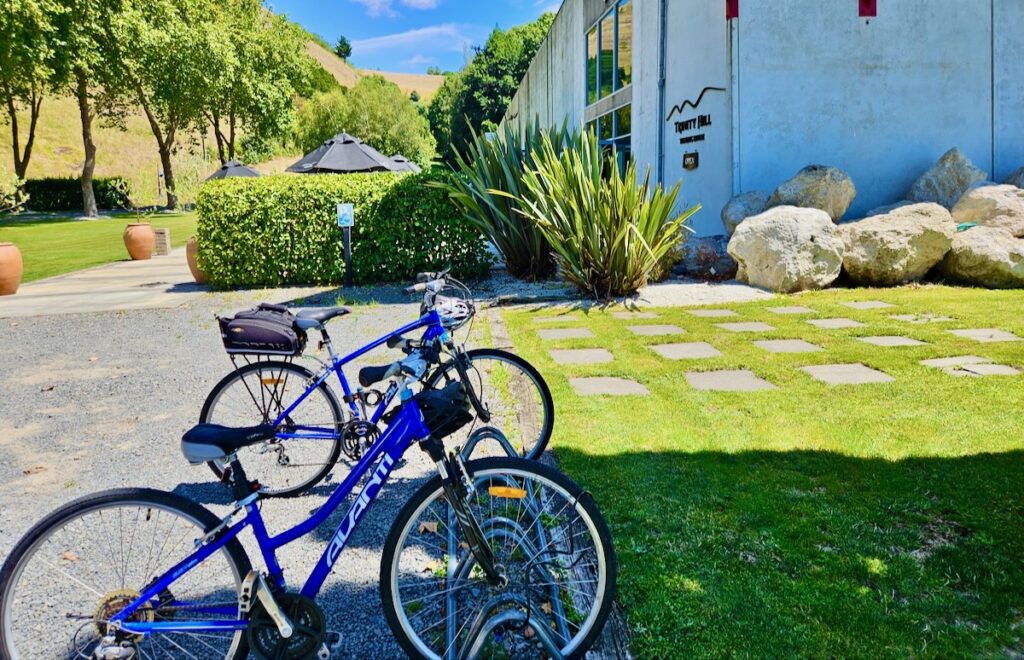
[502,0,1024,236]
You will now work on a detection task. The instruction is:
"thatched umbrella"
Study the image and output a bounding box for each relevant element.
[206,160,261,181]
[287,133,402,174]
[390,154,422,173]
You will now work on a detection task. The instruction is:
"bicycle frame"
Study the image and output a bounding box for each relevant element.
[273,310,448,441]
[110,392,435,636]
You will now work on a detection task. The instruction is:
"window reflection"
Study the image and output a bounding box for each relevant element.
[617,1,632,89]
[586,27,598,105]
[599,13,614,99]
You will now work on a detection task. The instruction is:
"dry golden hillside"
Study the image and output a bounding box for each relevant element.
[304,40,445,101]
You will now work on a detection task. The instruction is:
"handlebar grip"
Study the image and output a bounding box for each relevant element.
[359,364,396,387]
[416,272,433,283]
[404,282,427,294]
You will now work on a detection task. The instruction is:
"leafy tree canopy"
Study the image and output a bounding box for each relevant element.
[335,34,352,60]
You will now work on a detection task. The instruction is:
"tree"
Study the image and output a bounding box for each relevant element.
[426,65,443,76]
[428,12,554,164]
[0,0,62,180]
[335,34,351,60]
[409,90,420,104]
[293,76,436,167]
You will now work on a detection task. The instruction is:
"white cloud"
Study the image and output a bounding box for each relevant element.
[402,0,440,8]
[403,54,438,66]
[534,0,562,13]
[351,0,440,18]
[352,23,475,54]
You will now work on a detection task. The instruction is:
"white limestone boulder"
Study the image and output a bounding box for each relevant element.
[839,203,955,286]
[939,226,1024,289]
[767,165,857,222]
[907,147,988,209]
[721,191,769,236]
[727,206,844,293]
[951,184,1024,237]
[1004,167,1024,189]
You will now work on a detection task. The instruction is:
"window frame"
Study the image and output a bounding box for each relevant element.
[584,0,632,108]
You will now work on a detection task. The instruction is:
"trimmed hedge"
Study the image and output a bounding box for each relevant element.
[23,177,132,212]
[195,171,492,288]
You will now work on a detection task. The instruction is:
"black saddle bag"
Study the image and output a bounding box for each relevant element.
[218,303,307,356]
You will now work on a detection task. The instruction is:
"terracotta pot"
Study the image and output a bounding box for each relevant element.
[186,236,207,284]
[123,223,155,261]
[0,243,23,295]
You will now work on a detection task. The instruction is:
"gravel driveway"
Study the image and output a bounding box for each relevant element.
[0,285,474,657]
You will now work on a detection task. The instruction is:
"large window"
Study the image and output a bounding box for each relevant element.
[587,103,632,170]
[585,0,632,106]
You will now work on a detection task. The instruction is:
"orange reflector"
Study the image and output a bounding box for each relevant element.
[488,486,527,499]
[261,378,283,385]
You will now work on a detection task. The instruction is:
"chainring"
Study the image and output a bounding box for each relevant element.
[341,420,380,461]
[247,593,326,660]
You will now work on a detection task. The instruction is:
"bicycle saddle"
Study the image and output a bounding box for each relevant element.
[181,424,276,464]
[293,306,351,329]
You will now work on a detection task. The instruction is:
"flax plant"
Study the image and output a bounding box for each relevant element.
[509,129,699,297]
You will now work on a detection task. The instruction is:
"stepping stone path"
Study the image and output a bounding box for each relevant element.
[627,325,685,336]
[920,355,1021,377]
[650,342,722,360]
[538,328,594,340]
[768,306,815,315]
[801,363,894,385]
[686,369,776,391]
[808,318,865,329]
[611,311,659,319]
[549,349,614,365]
[716,322,775,333]
[857,336,927,347]
[688,309,739,318]
[890,313,954,324]
[753,339,822,354]
[949,328,1023,343]
[843,301,895,310]
[570,377,649,396]
[532,316,573,324]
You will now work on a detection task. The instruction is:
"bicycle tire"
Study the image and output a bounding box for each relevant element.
[0,488,252,659]
[201,361,344,497]
[380,457,617,660]
[425,348,554,460]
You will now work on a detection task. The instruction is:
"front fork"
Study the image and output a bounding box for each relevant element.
[446,344,492,425]
[420,436,505,586]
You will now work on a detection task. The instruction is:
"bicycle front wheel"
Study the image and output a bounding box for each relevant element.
[201,360,344,497]
[381,457,617,660]
[0,488,251,659]
[426,349,554,460]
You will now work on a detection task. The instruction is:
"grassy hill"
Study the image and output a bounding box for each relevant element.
[304,40,445,101]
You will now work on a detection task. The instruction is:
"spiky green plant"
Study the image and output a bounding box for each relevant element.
[434,120,568,280]
[510,130,699,298]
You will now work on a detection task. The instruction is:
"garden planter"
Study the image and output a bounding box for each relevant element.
[123,223,155,260]
[186,236,207,284]
[0,243,23,295]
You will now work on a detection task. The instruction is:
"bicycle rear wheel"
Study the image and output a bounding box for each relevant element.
[201,360,344,497]
[0,488,251,659]
[381,457,616,660]
[425,349,554,460]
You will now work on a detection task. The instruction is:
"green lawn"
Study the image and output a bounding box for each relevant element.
[0,212,197,282]
[502,286,1024,658]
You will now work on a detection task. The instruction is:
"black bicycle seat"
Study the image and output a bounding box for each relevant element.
[293,307,351,329]
[181,424,276,464]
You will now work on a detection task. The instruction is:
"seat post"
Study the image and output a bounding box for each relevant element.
[320,327,339,360]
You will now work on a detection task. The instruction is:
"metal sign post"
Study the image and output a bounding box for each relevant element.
[337,203,355,288]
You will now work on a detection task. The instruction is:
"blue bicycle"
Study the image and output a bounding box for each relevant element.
[0,309,616,659]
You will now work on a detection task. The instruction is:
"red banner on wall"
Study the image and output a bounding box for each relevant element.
[859,0,877,17]
[727,0,738,20]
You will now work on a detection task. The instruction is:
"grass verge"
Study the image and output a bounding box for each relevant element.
[502,285,1024,658]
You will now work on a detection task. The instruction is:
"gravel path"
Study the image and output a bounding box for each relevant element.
[0,285,492,658]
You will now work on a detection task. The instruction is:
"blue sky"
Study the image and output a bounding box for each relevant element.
[267,0,562,74]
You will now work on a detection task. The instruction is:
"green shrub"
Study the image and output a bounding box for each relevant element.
[437,121,566,280]
[509,130,699,298]
[195,171,491,289]
[0,165,23,213]
[22,177,132,212]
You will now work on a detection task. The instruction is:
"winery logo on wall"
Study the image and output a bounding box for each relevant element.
[667,86,725,171]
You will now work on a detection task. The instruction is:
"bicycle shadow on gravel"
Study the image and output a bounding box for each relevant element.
[551,447,1024,657]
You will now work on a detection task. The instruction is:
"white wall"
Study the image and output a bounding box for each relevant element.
[736,1,995,218]
[995,0,1024,181]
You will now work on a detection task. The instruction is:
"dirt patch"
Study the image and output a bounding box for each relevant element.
[909,515,972,562]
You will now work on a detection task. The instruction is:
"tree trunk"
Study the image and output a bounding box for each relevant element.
[138,91,178,210]
[76,72,98,218]
[159,144,177,210]
[3,85,43,180]
[210,110,227,165]
[228,111,236,161]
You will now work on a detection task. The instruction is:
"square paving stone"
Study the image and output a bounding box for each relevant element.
[611,311,659,319]
[842,301,895,310]
[801,363,894,385]
[949,328,1023,343]
[956,363,1021,377]
[890,313,954,324]
[627,324,685,336]
[537,328,594,340]
[569,377,649,396]
[650,342,722,360]
[753,339,823,354]
[768,306,815,315]
[685,369,777,391]
[549,349,614,365]
[688,309,739,318]
[808,318,866,329]
[920,355,992,368]
[716,322,776,333]
[857,336,927,347]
